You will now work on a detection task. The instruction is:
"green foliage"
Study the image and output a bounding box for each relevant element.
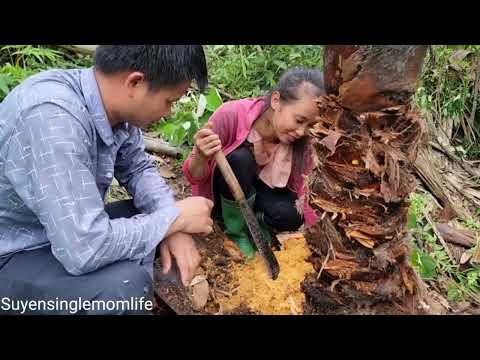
[1,45,63,67]
[0,45,93,101]
[447,266,480,302]
[464,216,480,230]
[447,282,465,301]
[415,45,480,158]
[408,192,480,304]
[152,87,223,150]
[0,62,34,100]
[411,243,437,279]
[206,45,323,99]
[407,192,431,230]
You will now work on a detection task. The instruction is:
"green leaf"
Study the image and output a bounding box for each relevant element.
[447,283,463,301]
[411,246,437,279]
[205,87,223,112]
[467,270,480,288]
[157,122,176,141]
[0,74,11,95]
[198,113,211,129]
[407,210,417,230]
[186,121,200,146]
[173,126,187,146]
[289,52,301,60]
[182,121,191,131]
[273,59,287,70]
[174,111,195,124]
[420,254,437,279]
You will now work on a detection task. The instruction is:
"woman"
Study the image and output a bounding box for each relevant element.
[183,67,324,259]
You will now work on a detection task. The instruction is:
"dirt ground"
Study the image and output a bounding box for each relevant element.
[109,153,319,315]
[107,155,248,314]
[109,152,479,315]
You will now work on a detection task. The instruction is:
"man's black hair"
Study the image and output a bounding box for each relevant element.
[94,45,208,91]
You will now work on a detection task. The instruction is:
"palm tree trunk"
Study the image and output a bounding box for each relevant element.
[302,46,429,313]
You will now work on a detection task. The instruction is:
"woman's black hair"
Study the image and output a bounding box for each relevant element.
[263,67,325,193]
[266,67,325,106]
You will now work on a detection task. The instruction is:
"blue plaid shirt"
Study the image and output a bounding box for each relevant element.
[0,67,180,275]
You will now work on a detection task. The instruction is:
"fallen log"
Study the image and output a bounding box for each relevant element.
[414,146,461,217]
[415,145,480,221]
[143,135,182,158]
[435,223,479,248]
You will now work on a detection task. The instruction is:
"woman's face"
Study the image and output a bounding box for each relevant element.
[270,86,321,144]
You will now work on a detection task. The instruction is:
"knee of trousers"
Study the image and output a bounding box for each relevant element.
[91,261,153,314]
[264,204,304,232]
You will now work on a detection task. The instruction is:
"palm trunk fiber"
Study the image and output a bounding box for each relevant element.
[302,45,429,314]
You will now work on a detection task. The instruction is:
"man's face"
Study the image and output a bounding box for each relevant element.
[122,73,190,128]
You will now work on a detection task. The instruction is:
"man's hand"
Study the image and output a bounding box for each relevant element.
[168,196,214,236]
[160,232,201,287]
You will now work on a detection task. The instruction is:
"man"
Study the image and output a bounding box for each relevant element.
[0,45,213,314]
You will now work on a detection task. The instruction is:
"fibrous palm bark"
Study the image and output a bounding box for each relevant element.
[302,45,429,313]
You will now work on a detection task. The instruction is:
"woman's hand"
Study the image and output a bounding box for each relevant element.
[193,123,222,160]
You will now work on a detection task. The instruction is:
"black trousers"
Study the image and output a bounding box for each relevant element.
[0,200,153,315]
[213,143,303,232]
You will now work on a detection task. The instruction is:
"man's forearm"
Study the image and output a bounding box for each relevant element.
[165,213,185,238]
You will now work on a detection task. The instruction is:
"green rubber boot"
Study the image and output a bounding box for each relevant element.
[221,190,275,261]
[221,192,257,260]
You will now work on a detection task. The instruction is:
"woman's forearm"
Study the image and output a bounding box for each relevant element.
[188,149,209,179]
